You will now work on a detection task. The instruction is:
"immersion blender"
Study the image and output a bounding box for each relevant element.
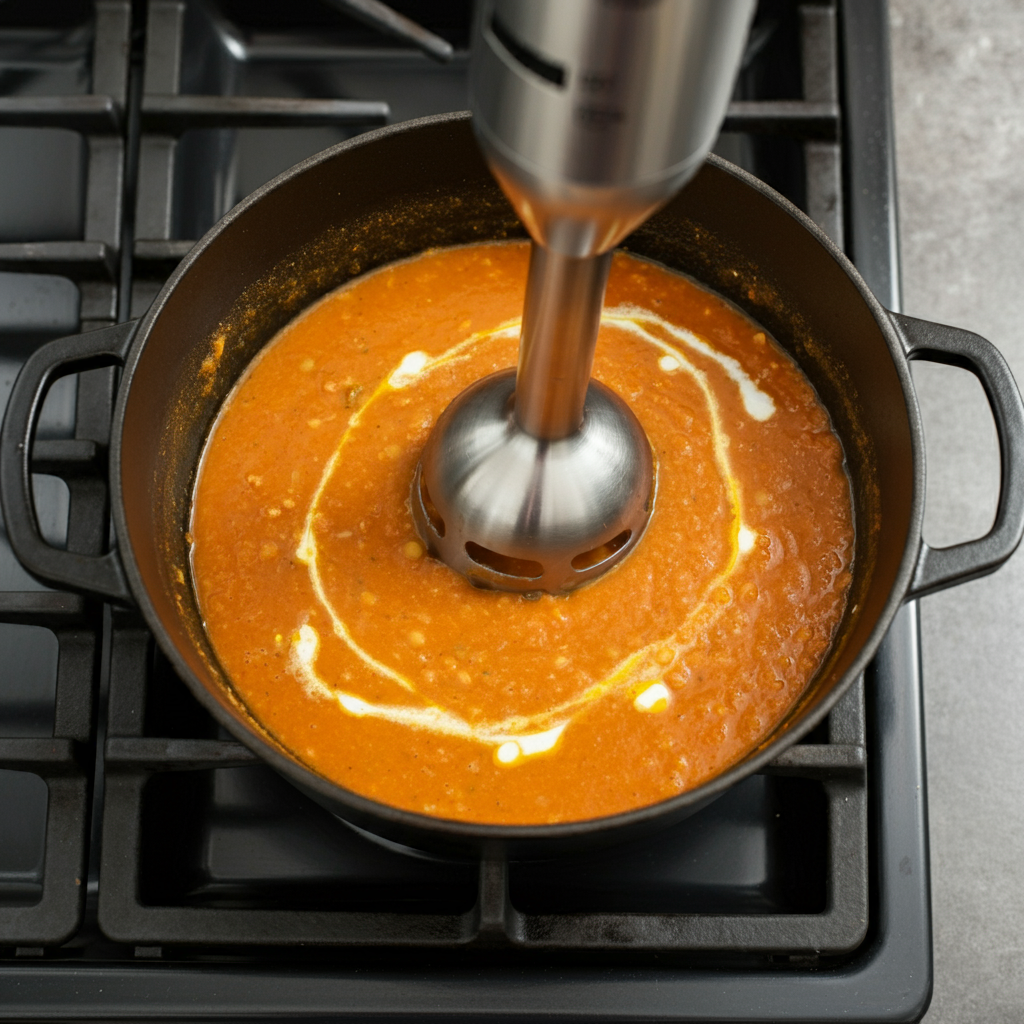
[413,0,755,593]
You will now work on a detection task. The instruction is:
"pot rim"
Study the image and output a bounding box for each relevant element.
[109,111,925,845]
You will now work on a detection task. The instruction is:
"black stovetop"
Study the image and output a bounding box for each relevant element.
[0,1,931,1020]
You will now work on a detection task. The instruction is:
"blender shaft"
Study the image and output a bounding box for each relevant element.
[515,245,611,440]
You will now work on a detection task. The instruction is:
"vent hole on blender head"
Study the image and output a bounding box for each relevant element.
[572,529,632,571]
[418,472,445,538]
[465,542,543,579]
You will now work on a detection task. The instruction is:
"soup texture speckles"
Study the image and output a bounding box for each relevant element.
[190,242,853,825]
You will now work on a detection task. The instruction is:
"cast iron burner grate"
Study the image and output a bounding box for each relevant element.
[0,1,932,1021]
[0,0,128,951]
[96,613,867,952]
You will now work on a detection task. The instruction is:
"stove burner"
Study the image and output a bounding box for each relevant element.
[0,1,931,1020]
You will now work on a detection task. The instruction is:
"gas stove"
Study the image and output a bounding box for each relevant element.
[0,1,931,1020]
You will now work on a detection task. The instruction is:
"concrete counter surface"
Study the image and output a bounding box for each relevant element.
[890,1,1024,1020]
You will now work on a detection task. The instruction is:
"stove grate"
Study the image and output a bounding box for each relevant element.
[0,0,869,959]
[0,3,934,1020]
[95,608,867,952]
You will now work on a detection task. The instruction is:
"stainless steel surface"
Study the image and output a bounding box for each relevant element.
[412,368,653,593]
[416,0,751,592]
[470,0,755,257]
[515,244,610,438]
[890,1,1024,1020]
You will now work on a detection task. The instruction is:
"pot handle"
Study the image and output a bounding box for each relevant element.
[0,320,139,604]
[890,311,1024,600]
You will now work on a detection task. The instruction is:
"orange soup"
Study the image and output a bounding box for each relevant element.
[190,242,853,825]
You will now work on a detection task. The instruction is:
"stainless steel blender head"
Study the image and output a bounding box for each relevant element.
[413,0,755,593]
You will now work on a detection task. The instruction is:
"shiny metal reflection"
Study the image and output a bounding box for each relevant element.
[413,369,654,593]
[471,0,756,258]
[413,0,752,592]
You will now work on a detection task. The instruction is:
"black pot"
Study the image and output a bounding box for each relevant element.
[3,112,1022,856]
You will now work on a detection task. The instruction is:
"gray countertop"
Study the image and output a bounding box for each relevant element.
[889,1,1024,1019]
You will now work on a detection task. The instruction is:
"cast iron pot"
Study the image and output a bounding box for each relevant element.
[3,112,1023,856]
